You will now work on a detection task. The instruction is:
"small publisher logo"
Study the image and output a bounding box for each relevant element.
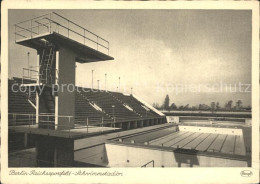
[240,170,253,177]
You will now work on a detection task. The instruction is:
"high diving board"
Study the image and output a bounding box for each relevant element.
[16,32,114,63]
[14,12,114,63]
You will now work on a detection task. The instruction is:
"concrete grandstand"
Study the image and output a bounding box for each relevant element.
[9,77,166,128]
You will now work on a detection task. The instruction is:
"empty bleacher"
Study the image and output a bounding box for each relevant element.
[12,77,36,105]
[75,90,113,125]
[78,88,142,122]
[9,78,36,125]
[111,92,157,118]
[9,78,36,113]
[8,78,165,127]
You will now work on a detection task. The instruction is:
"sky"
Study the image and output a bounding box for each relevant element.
[8,9,252,107]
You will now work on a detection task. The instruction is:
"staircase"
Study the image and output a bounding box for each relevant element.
[38,88,55,129]
[42,88,55,113]
[39,47,56,85]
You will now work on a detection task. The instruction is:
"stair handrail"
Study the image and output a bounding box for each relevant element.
[141,160,155,168]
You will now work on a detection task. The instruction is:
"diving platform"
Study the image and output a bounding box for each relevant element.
[16,32,114,63]
[15,12,114,63]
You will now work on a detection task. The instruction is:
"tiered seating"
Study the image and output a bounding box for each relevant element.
[8,79,35,114]
[79,88,141,122]
[8,77,164,126]
[129,95,159,116]
[13,77,36,105]
[111,92,157,118]
[13,77,35,84]
[75,91,113,125]
[8,79,36,125]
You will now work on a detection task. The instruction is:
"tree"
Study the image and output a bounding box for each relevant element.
[198,104,210,110]
[216,102,220,110]
[152,103,160,109]
[224,103,228,110]
[236,100,242,110]
[179,105,184,110]
[163,95,170,111]
[170,103,177,110]
[225,100,233,111]
[211,102,216,112]
[184,104,189,110]
[199,104,203,110]
[191,106,197,110]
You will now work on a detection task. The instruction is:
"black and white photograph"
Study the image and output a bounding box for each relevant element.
[1,1,259,184]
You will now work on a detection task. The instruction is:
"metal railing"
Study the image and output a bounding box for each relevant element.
[22,68,39,84]
[75,116,117,133]
[39,113,73,121]
[141,160,154,168]
[8,113,36,126]
[22,66,59,85]
[8,112,166,131]
[14,12,110,55]
[38,114,73,131]
[8,113,118,137]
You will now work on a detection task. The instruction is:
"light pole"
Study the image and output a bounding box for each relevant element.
[105,73,107,91]
[118,77,120,92]
[112,105,115,128]
[27,52,30,68]
[27,52,30,78]
[131,87,133,95]
[91,70,94,89]
[97,80,100,90]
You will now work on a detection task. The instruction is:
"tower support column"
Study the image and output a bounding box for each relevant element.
[55,48,76,130]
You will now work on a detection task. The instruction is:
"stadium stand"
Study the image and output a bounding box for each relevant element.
[111,92,158,118]
[9,78,36,125]
[75,89,113,125]
[8,78,166,127]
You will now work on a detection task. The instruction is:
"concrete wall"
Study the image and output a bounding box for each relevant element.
[36,135,74,167]
[55,138,74,167]
[105,143,247,167]
[74,144,108,167]
[55,48,76,129]
[245,119,252,126]
[38,92,50,113]
[179,126,243,135]
[166,116,180,123]
[38,88,54,128]
[137,120,143,128]
[36,47,76,129]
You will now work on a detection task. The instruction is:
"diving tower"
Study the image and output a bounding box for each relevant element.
[15,12,114,130]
